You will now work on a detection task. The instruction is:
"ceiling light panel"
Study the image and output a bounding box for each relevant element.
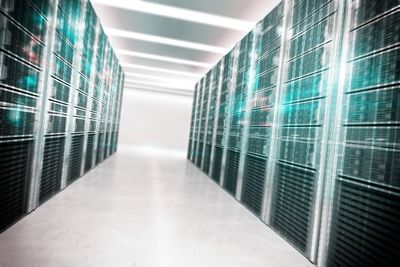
[124,79,195,90]
[91,0,253,31]
[105,28,226,54]
[125,72,196,83]
[121,63,201,78]
[117,49,211,67]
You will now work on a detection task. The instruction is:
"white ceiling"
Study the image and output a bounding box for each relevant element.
[91,0,281,96]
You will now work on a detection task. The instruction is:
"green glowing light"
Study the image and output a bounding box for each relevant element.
[6,109,24,127]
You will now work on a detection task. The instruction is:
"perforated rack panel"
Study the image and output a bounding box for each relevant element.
[241,155,267,215]
[67,135,84,184]
[84,133,95,172]
[0,140,33,231]
[327,179,400,266]
[223,150,240,195]
[39,137,65,204]
[96,132,105,165]
[272,163,314,252]
[211,146,223,183]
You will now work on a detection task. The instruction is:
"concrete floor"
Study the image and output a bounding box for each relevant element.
[0,146,313,267]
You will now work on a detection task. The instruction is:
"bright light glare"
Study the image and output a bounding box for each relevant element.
[116,49,211,68]
[105,28,226,54]
[125,79,195,90]
[121,63,201,78]
[125,72,196,83]
[91,0,253,31]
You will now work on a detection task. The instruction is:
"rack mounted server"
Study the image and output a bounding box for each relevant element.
[187,0,400,266]
[0,0,124,232]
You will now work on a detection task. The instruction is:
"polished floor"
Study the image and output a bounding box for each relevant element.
[0,145,313,267]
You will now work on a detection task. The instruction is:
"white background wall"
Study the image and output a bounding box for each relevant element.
[118,89,193,154]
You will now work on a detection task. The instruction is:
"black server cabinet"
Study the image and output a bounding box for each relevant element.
[84,133,95,172]
[223,32,253,196]
[203,65,220,174]
[0,141,33,231]
[212,53,234,182]
[193,79,204,165]
[0,0,49,231]
[241,3,284,216]
[327,1,400,266]
[187,84,198,160]
[270,0,340,257]
[197,71,211,169]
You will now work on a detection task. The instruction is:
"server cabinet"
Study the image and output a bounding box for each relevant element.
[223,32,254,196]
[326,1,400,266]
[269,0,347,260]
[197,71,211,168]
[0,0,50,231]
[212,52,234,183]
[241,3,285,216]
[207,60,223,179]
[187,84,198,160]
[202,68,218,174]
[193,78,204,165]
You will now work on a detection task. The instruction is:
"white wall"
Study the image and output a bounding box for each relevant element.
[118,89,193,154]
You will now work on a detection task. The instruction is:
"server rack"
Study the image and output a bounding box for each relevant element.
[207,61,223,178]
[187,83,198,160]
[197,72,211,168]
[325,1,400,266]
[269,0,346,259]
[0,0,124,232]
[241,3,285,217]
[186,0,399,265]
[223,32,254,196]
[193,78,204,165]
[211,53,234,183]
[201,69,215,174]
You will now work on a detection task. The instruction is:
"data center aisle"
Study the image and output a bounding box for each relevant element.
[0,146,312,267]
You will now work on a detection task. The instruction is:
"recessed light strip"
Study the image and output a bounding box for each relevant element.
[125,72,196,83]
[91,0,253,31]
[125,86,194,97]
[121,63,201,78]
[105,28,226,54]
[125,79,195,90]
[125,85,194,94]
[117,49,211,68]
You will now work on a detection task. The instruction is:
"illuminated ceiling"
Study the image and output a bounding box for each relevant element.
[91,0,281,96]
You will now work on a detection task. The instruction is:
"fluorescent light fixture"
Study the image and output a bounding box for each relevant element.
[105,28,226,54]
[91,0,253,31]
[125,72,196,83]
[125,86,194,96]
[116,49,211,68]
[121,63,201,78]
[125,83,193,94]
[125,79,194,90]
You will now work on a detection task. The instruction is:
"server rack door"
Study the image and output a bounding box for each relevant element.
[269,0,348,261]
[326,1,400,266]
